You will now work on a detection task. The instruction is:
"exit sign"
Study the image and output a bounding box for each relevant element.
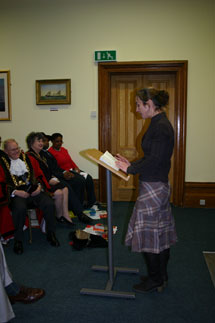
[94,50,116,62]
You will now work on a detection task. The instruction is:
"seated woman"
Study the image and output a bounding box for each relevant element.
[48,133,98,209]
[26,132,73,225]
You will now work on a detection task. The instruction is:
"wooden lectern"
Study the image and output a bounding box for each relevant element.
[80,149,139,299]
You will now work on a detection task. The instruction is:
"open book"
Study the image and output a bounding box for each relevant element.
[99,151,119,171]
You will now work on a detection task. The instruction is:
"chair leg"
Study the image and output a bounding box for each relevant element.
[27,209,33,244]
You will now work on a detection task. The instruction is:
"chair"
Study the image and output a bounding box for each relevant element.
[27,208,44,244]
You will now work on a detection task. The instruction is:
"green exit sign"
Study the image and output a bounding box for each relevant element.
[95,50,116,62]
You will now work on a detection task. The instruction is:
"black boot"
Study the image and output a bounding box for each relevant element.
[159,248,170,286]
[133,253,163,293]
[47,232,60,247]
[141,249,170,287]
[13,240,23,255]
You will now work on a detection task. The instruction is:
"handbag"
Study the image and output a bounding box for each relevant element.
[69,230,108,250]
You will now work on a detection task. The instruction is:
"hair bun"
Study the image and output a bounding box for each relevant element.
[154,90,169,107]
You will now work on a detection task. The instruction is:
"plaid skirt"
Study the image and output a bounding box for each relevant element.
[125,181,177,254]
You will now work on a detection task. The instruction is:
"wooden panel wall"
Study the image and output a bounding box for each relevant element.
[95,179,215,209]
[183,182,215,208]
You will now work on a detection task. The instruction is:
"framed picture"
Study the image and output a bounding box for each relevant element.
[0,70,11,121]
[36,79,71,105]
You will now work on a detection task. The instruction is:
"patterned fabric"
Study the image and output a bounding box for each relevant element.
[10,159,28,176]
[125,181,177,254]
[0,152,37,203]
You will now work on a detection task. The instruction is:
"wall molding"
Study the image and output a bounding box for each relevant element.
[183,182,215,208]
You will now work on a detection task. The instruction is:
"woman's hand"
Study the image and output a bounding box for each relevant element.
[63,171,74,180]
[115,160,130,173]
[49,177,60,186]
[115,154,130,165]
[74,167,80,173]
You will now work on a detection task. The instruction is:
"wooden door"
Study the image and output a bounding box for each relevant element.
[98,61,187,206]
[111,73,175,201]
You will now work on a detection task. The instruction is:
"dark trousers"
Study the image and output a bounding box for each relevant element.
[62,179,84,215]
[67,172,96,208]
[10,192,56,241]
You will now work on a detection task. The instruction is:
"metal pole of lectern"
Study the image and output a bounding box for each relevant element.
[80,169,139,298]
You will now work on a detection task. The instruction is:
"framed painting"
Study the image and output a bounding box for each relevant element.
[36,79,71,105]
[0,70,11,121]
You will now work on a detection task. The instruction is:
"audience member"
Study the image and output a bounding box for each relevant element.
[26,132,73,225]
[0,139,59,254]
[0,239,45,323]
[49,133,98,209]
[0,136,7,158]
[41,133,92,224]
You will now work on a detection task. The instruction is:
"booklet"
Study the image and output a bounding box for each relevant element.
[99,151,119,171]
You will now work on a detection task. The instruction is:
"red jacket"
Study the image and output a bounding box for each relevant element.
[48,146,78,171]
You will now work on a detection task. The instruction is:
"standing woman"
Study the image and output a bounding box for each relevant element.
[116,87,177,293]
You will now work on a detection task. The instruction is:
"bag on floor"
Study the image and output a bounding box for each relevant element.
[69,230,108,250]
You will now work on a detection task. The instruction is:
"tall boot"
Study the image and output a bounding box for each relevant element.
[133,253,163,293]
[159,248,170,286]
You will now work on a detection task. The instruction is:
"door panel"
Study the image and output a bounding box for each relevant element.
[111,73,175,201]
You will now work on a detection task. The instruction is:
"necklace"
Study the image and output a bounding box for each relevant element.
[30,150,49,168]
[2,153,31,187]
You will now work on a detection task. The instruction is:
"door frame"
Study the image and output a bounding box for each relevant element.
[98,61,188,206]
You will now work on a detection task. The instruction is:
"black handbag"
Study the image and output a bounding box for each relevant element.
[69,230,108,250]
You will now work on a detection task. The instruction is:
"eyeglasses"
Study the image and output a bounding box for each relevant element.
[8,147,21,152]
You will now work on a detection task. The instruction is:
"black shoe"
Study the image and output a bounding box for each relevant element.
[13,240,23,255]
[133,278,164,293]
[47,232,60,247]
[140,274,168,287]
[77,212,92,224]
[56,216,65,223]
[57,216,74,226]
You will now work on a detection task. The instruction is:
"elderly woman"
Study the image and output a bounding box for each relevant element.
[26,132,73,225]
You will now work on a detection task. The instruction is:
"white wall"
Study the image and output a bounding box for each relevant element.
[0,0,214,181]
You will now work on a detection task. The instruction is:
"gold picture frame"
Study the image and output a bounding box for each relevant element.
[36,79,71,105]
[0,70,11,121]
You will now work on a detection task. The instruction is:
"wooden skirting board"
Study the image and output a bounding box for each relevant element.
[93,179,215,209]
[183,182,215,208]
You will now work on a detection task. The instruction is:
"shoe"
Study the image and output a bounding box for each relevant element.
[140,274,168,287]
[9,286,45,304]
[57,216,74,226]
[56,216,65,223]
[13,240,23,255]
[77,212,92,224]
[133,278,164,293]
[47,232,60,247]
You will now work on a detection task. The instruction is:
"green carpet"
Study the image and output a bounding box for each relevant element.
[3,203,215,323]
[203,251,215,288]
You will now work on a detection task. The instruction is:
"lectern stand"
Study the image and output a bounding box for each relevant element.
[80,149,139,299]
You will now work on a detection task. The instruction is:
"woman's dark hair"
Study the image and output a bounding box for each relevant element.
[26,132,45,149]
[51,133,63,142]
[136,87,169,110]
[41,132,51,141]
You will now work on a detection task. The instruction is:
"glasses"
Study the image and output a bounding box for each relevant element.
[8,147,21,152]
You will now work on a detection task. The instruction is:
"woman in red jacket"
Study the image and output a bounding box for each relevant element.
[48,133,97,209]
